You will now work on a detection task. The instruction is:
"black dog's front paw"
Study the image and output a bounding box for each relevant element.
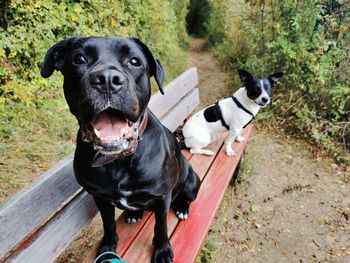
[172,199,190,220]
[95,235,118,263]
[152,243,174,263]
[124,210,144,224]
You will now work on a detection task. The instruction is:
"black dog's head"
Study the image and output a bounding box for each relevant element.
[41,36,165,155]
[238,69,283,107]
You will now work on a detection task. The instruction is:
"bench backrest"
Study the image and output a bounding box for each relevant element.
[0,68,199,263]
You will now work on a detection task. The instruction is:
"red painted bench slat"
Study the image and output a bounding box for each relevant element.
[82,126,252,262]
[82,212,153,263]
[121,136,227,262]
[82,132,225,262]
[171,125,253,263]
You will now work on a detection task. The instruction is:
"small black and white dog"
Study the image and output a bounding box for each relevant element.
[182,69,283,156]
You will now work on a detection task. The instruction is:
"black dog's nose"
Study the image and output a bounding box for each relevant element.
[261,97,269,103]
[91,69,126,92]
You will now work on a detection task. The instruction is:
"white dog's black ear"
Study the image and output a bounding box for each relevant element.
[268,72,284,85]
[131,38,165,95]
[41,37,81,78]
[238,69,254,85]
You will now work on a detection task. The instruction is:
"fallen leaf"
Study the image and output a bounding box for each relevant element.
[251,204,260,213]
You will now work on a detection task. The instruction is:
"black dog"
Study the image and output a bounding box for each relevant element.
[41,37,200,263]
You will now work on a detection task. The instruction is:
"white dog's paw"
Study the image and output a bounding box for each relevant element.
[202,149,214,156]
[236,136,245,142]
[190,148,214,156]
[225,148,236,157]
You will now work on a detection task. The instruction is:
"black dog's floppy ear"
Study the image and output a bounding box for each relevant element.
[131,38,165,95]
[41,37,81,78]
[238,69,254,85]
[155,58,165,94]
[268,72,284,85]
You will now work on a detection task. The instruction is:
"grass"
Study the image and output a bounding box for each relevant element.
[0,87,77,201]
[197,237,218,263]
[0,175,20,187]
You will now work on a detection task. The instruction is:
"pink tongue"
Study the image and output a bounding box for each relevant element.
[92,112,131,141]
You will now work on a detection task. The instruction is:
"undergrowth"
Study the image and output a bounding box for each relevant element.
[206,0,350,164]
[197,235,218,263]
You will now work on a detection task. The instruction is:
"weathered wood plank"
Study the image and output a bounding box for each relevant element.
[4,190,98,263]
[171,125,253,263]
[159,88,199,132]
[149,67,198,118]
[0,155,78,259]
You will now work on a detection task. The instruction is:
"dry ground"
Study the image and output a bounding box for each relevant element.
[204,129,350,263]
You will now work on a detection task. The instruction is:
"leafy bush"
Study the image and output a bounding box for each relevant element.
[207,0,350,164]
[0,0,190,187]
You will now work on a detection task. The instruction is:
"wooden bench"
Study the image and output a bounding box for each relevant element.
[0,67,252,263]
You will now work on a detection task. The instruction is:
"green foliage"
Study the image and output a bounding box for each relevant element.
[207,0,350,164]
[197,238,217,263]
[0,0,190,186]
[186,0,211,37]
[0,0,190,92]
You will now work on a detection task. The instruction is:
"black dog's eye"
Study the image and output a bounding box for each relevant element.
[73,54,88,65]
[129,57,141,67]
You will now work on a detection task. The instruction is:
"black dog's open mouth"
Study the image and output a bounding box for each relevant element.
[82,108,139,155]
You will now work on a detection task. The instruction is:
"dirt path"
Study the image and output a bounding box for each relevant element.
[187,39,232,108]
[188,39,350,263]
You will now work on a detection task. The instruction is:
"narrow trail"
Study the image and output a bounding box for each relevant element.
[188,39,350,263]
[187,38,232,108]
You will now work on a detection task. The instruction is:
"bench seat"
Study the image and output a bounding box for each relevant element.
[83,125,253,263]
